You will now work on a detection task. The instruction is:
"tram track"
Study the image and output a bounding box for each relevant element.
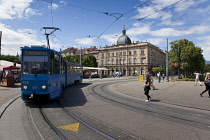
[88,81,210,131]
[37,100,118,140]
[0,96,20,119]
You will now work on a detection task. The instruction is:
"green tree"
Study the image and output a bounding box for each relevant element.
[152,67,165,73]
[64,55,80,64]
[168,39,205,76]
[0,55,20,63]
[64,55,97,67]
[205,64,210,72]
[82,55,97,67]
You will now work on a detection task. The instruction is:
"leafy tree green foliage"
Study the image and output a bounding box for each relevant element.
[82,55,97,67]
[64,55,97,67]
[205,64,210,72]
[0,55,20,63]
[152,67,165,73]
[168,39,205,74]
[64,55,80,64]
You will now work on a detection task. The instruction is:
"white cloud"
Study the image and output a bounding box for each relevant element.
[0,0,39,19]
[75,38,95,45]
[48,3,59,10]
[174,0,195,11]
[0,22,62,55]
[127,24,151,36]
[196,35,210,60]
[100,34,118,45]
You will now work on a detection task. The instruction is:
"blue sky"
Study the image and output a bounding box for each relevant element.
[0,0,210,61]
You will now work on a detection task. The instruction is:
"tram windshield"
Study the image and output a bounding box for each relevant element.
[22,55,49,74]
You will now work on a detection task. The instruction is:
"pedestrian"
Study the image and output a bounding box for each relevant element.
[147,72,155,90]
[144,75,152,102]
[162,73,165,81]
[194,71,202,86]
[157,72,161,83]
[200,73,210,98]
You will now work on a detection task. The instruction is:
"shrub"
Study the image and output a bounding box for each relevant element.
[182,78,194,81]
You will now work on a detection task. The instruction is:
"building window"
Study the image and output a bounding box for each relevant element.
[102,60,104,66]
[102,54,104,57]
[119,59,122,64]
[107,60,110,64]
[134,51,137,55]
[123,59,126,64]
[120,52,122,56]
[112,59,114,64]
[116,52,119,57]
[112,53,114,57]
[129,51,132,55]
[123,52,126,56]
[129,58,132,64]
[141,68,145,75]
[134,68,137,75]
[141,58,145,64]
[116,59,118,65]
[134,58,137,64]
[107,53,110,57]
[141,50,144,54]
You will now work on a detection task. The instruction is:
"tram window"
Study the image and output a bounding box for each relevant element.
[55,54,60,74]
[22,56,48,74]
[60,57,65,74]
[50,52,54,74]
[69,64,74,73]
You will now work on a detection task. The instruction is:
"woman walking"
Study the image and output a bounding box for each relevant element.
[144,75,152,102]
[200,74,210,98]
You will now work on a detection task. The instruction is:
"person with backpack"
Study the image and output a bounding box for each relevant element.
[200,73,210,98]
[144,75,152,102]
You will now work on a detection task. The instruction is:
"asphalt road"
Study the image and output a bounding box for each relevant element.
[1,77,210,140]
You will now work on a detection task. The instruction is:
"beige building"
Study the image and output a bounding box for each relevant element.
[61,28,166,77]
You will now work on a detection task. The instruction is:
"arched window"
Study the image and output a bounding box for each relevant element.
[107,60,110,65]
[112,59,114,64]
[123,59,126,64]
[129,58,132,64]
[119,59,122,64]
[141,58,145,64]
[134,58,137,64]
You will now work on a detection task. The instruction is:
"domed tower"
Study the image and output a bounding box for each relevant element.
[117,27,132,45]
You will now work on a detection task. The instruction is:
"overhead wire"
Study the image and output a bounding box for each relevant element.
[126,0,185,31]
[97,0,153,38]
[38,0,185,48]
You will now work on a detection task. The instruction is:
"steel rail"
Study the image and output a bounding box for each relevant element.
[57,101,117,140]
[39,104,68,140]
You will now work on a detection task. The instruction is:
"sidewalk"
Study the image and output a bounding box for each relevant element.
[0,84,20,113]
[113,79,210,111]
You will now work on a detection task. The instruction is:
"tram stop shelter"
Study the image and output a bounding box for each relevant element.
[0,66,20,87]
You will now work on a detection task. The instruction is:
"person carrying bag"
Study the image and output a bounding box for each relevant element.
[200,74,210,97]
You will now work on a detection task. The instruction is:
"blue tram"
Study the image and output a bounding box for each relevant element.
[20,45,83,100]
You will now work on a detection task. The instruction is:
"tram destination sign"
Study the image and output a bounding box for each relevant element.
[23,50,48,56]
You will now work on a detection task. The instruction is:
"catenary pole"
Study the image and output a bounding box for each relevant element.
[166,38,169,82]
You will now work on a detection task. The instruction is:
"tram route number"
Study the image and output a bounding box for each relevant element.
[22,81,29,84]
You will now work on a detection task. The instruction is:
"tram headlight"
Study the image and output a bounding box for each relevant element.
[23,85,28,89]
[42,85,46,89]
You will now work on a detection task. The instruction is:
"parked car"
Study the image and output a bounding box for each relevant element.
[91,74,100,78]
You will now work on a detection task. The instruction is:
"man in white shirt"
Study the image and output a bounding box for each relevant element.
[194,71,202,86]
